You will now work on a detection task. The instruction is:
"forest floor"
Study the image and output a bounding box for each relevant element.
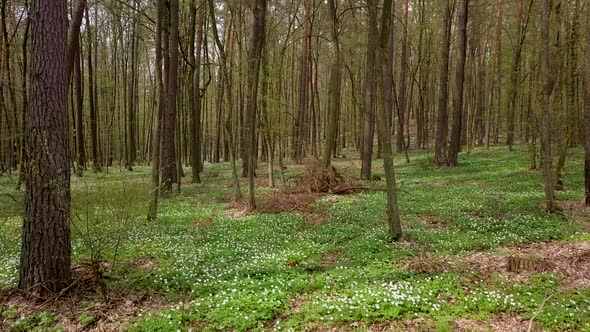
[0,146,589,331]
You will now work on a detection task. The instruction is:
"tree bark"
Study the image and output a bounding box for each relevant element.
[74,46,85,176]
[65,0,85,85]
[293,0,312,163]
[375,0,402,241]
[361,0,378,180]
[19,0,71,295]
[246,0,267,211]
[148,0,166,220]
[396,0,409,154]
[190,0,205,183]
[435,0,452,165]
[161,0,180,192]
[322,0,341,169]
[447,0,469,167]
[86,6,100,172]
[541,0,555,212]
[506,0,533,151]
[586,0,590,206]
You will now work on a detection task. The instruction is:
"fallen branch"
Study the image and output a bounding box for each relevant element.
[527,292,556,332]
[332,187,387,195]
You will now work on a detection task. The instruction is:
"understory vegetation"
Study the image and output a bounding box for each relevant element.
[1,146,589,331]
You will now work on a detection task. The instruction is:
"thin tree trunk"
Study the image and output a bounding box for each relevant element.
[435,0,452,165]
[322,0,341,169]
[541,0,555,212]
[74,46,85,176]
[246,0,267,211]
[293,0,312,163]
[375,0,402,241]
[447,0,469,167]
[506,0,533,151]
[65,0,85,85]
[361,0,378,180]
[586,0,590,206]
[16,7,30,190]
[148,0,165,220]
[161,0,180,192]
[396,0,409,153]
[190,0,205,183]
[86,6,100,172]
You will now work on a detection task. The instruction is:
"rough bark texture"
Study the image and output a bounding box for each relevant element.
[435,0,452,165]
[447,0,469,167]
[19,0,72,295]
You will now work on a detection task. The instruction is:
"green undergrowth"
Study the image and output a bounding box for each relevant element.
[1,146,589,331]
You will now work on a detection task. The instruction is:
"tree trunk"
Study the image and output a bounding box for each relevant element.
[16,9,30,190]
[361,0,378,180]
[86,7,100,172]
[586,0,590,206]
[161,0,180,192]
[190,0,205,183]
[447,0,469,167]
[19,0,71,295]
[246,0,267,211]
[375,0,402,241]
[74,46,85,176]
[435,0,452,165]
[65,0,85,85]
[322,0,341,169]
[148,0,165,220]
[541,0,555,212]
[506,0,533,151]
[293,0,312,163]
[396,0,409,154]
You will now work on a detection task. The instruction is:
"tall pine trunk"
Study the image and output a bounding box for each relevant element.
[19,0,71,295]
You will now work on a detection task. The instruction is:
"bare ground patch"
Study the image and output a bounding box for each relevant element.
[417,214,449,230]
[401,241,590,287]
[321,252,340,268]
[461,241,590,287]
[1,287,167,331]
[222,191,329,224]
[454,314,535,332]
[221,164,377,223]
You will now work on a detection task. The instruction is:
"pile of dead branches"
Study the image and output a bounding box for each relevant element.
[296,164,345,193]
